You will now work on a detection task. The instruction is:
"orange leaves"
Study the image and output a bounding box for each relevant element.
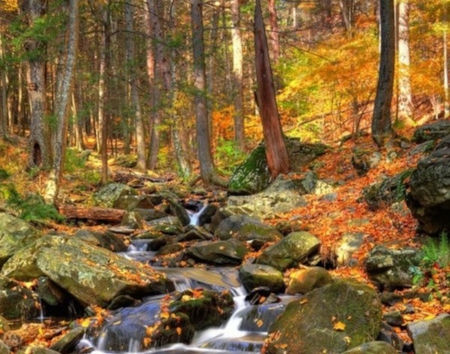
[333,321,346,331]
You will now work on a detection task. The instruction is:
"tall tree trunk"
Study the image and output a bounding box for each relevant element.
[44,0,80,203]
[190,0,224,185]
[125,0,146,172]
[397,0,414,125]
[444,9,450,117]
[268,0,280,64]
[0,29,8,139]
[254,0,290,179]
[372,0,395,148]
[230,0,245,150]
[21,0,52,169]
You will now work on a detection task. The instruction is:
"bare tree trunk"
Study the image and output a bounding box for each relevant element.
[190,0,224,186]
[0,29,8,139]
[397,0,414,125]
[125,0,146,172]
[44,0,80,203]
[230,0,245,150]
[21,0,52,169]
[254,0,289,178]
[372,0,395,148]
[267,0,280,64]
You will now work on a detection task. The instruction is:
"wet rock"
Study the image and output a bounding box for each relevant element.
[239,264,285,294]
[1,235,174,307]
[365,245,422,290]
[186,239,248,266]
[120,211,145,229]
[133,208,169,222]
[256,231,321,271]
[0,275,39,320]
[263,279,382,354]
[146,216,184,235]
[113,195,154,211]
[285,266,333,295]
[340,341,397,354]
[407,313,450,354]
[377,322,404,352]
[196,203,218,226]
[49,327,85,354]
[176,226,214,242]
[0,213,40,267]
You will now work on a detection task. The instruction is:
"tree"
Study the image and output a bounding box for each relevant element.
[254,0,290,178]
[230,0,245,150]
[372,0,395,148]
[44,0,80,203]
[21,0,52,169]
[397,0,414,125]
[190,0,224,186]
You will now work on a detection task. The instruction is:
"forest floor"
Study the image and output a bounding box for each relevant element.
[0,127,448,346]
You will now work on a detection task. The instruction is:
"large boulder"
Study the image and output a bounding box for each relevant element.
[1,235,173,307]
[407,314,450,354]
[285,266,333,295]
[365,245,422,290]
[256,231,321,271]
[93,183,138,208]
[185,239,248,266]
[0,275,39,320]
[228,139,329,195]
[215,214,282,246]
[238,264,285,293]
[406,138,450,234]
[0,213,40,267]
[341,341,397,354]
[412,119,450,143]
[263,279,382,354]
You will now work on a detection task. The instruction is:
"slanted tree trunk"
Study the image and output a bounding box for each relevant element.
[397,0,414,125]
[372,0,395,148]
[44,0,80,203]
[268,0,280,64]
[21,0,52,169]
[230,0,245,150]
[254,0,290,179]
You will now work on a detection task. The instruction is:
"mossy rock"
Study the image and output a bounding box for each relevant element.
[407,314,450,354]
[263,279,382,354]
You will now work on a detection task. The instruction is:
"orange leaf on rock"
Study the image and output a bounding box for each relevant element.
[333,321,346,331]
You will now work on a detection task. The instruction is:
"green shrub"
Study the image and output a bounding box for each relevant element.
[64,148,87,173]
[422,231,450,268]
[215,138,246,175]
[0,168,10,181]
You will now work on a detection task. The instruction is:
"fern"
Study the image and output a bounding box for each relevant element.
[422,231,450,268]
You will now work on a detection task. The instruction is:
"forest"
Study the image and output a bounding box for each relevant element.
[1,0,450,353]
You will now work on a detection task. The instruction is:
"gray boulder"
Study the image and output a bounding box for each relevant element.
[93,183,137,208]
[0,275,39,320]
[256,231,321,271]
[406,139,450,234]
[335,232,365,266]
[263,279,382,354]
[365,245,422,290]
[0,213,40,267]
[407,313,450,354]
[412,119,450,143]
[1,235,173,307]
[215,214,282,245]
[186,239,248,266]
[238,264,285,293]
[146,216,184,235]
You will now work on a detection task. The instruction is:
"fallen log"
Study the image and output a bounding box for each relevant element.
[58,205,125,223]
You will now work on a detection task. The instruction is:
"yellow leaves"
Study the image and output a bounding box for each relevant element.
[255,319,264,328]
[176,327,182,336]
[333,321,346,331]
[79,318,92,328]
[143,337,152,348]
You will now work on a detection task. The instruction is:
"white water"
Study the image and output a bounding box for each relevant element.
[188,203,208,226]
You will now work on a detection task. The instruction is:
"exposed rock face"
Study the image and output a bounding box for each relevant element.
[341,341,398,354]
[0,213,40,267]
[407,314,450,354]
[263,279,382,354]
[365,245,422,290]
[256,231,321,271]
[1,235,174,307]
[412,119,450,143]
[93,183,138,208]
[0,275,39,320]
[186,239,248,266]
[406,138,450,234]
[285,266,333,295]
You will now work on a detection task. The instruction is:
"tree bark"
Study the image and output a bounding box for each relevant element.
[230,0,245,150]
[58,205,125,223]
[397,0,414,125]
[21,0,52,169]
[254,0,290,179]
[372,0,395,148]
[190,0,225,186]
[44,0,80,204]
[268,0,280,64]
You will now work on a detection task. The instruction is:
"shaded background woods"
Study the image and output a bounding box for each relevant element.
[0,0,447,185]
